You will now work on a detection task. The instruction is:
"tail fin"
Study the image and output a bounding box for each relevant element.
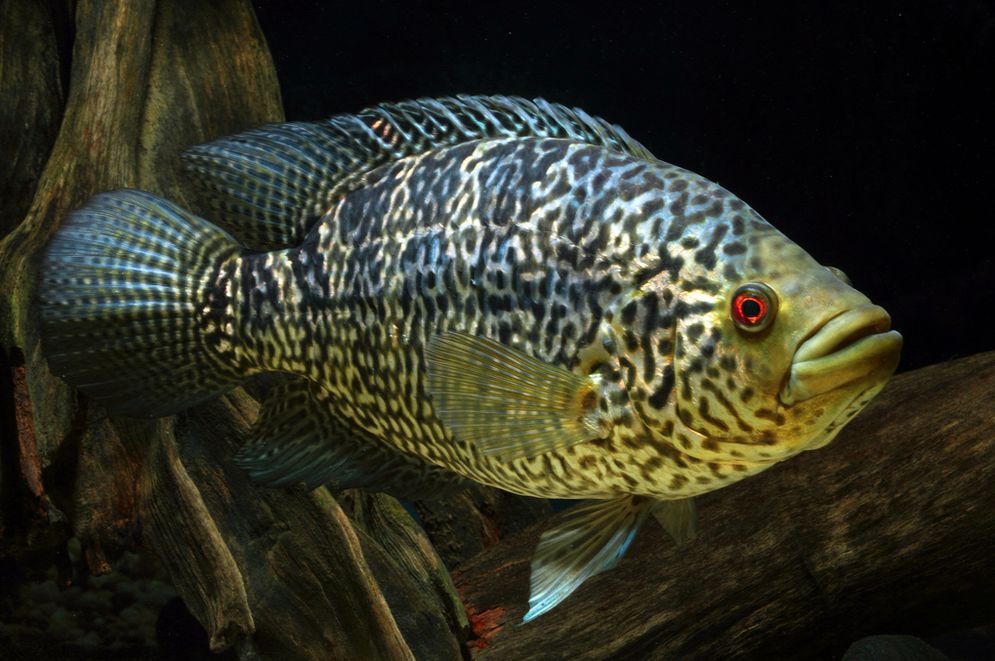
[38,189,244,417]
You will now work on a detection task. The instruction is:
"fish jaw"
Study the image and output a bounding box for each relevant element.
[780,304,903,406]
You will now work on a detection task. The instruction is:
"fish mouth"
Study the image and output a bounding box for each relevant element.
[780,304,902,405]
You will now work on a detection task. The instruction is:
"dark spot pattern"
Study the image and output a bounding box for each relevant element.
[207,95,823,504]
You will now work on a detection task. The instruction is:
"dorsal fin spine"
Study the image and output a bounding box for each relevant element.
[182,95,654,250]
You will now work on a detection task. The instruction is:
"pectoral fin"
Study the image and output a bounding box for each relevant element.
[652,498,697,546]
[235,378,469,499]
[524,495,654,622]
[425,332,606,458]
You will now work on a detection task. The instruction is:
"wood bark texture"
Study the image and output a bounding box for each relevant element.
[0,0,64,238]
[454,350,995,660]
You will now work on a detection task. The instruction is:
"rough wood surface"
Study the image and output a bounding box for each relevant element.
[162,392,421,660]
[0,0,64,237]
[455,351,995,660]
[415,484,554,569]
[341,491,470,659]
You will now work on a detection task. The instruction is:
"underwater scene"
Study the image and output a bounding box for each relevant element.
[0,1,993,659]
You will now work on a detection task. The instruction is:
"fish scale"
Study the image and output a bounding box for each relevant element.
[205,135,777,498]
[38,95,902,621]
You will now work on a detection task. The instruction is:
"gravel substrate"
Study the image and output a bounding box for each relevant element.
[0,539,180,658]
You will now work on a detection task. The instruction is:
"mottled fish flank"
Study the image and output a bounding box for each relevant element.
[37,95,902,621]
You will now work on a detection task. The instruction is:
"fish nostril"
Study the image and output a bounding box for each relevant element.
[826,266,852,286]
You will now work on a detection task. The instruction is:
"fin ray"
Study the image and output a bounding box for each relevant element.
[38,190,243,417]
[182,95,653,250]
[524,496,654,622]
[652,498,698,546]
[425,332,604,458]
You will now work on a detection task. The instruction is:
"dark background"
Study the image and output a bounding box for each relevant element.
[252,0,995,374]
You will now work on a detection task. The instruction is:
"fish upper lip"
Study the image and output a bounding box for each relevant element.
[793,304,892,364]
[780,304,902,405]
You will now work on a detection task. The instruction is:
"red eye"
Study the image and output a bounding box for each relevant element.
[731,283,777,332]
[734,294,766,324]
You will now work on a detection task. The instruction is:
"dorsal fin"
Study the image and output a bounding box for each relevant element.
[181,95,654,249]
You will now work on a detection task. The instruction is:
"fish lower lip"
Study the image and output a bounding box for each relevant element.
[793,305,892,364]
[781,305,903,405]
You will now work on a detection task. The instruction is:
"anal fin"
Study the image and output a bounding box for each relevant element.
[524,495,654,622]
[234,378,469,499]
[652,498,697,546]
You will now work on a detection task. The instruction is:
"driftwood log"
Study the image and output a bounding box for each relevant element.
[455,350,995,660]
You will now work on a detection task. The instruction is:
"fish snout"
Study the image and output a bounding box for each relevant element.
[780,304,902,405]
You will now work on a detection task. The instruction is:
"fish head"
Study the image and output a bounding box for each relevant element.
[616,218,902,467]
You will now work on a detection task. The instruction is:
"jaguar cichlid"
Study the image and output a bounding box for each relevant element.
[37,95,902,621]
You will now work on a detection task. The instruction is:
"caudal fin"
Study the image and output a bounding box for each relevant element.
[38,189,244,417]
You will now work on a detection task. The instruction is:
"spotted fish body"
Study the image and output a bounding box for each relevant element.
[38,96,903,620]
[228,137,783,499]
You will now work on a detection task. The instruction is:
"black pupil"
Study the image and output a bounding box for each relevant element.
[741,298,763,320]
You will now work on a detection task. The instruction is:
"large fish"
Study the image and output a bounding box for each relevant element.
[38,95,902,621]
